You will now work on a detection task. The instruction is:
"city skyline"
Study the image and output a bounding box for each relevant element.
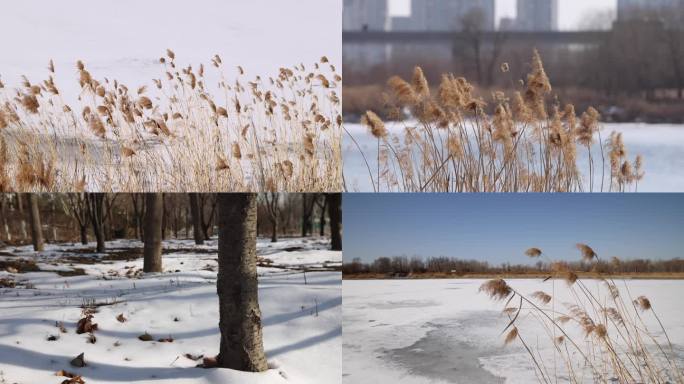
[389,0,617,30]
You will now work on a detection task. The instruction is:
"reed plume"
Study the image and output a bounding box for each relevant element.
[0,52,341,192]
[347,50,643,192]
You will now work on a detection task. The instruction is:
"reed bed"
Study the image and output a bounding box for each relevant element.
[481,244,683,384]
[348,50,643,192]
[0,50,341,192]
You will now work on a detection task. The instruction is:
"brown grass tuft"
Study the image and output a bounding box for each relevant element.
[479,279,512,301]
[576,243,597,262]
[525,247,542,258]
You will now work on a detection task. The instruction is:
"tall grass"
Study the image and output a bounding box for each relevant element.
[481,244,683,384]
[0,50,341,192]
[347,50,644,192]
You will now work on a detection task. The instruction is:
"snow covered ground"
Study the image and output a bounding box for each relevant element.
[343,278,684,384]
[343,122,684,192]
[0,237,341,384]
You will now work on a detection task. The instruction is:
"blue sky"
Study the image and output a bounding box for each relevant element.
[343,194,684,264]
[389,0,618,30]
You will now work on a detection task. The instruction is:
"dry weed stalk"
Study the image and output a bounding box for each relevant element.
[349,50,643,192]
[0,51,341,192]
[480,244,683,384]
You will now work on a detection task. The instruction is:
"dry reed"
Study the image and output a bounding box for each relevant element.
[347,50,644,192]
[0,51,341,192]
[481,244,683,384]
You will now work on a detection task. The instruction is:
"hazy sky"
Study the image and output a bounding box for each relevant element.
[389,0,618,30]
[343,194,684,264]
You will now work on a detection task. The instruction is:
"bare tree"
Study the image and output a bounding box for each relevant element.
[263,193,280,242]
[188,193,204,245]
[161,194,167,240]
[665,28,684,99]
[216,193,268,372]
[16,193,27,239]
[0,195,11,242]
[130,194,145,241]
[301,194,316,237]
[327,194,342,251]
[26,194,44,252]
[143,193,163,273]
[64,193,90,245]
[316,195,328,236]
[86,194,111,253]
[199,194,218,240]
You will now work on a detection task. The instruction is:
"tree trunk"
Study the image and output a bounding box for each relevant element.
[0,198,9,242]
[17,193,27,239]
[216,193,268,372]
[88,194,106,253]
[79,225,88,245]
[328,194,342,251]
[16,193,24,214]
[185,206,190,238]
[319,198,327,237]
[27,194,44,252]
[271,220,278,243]
[161,194,167,240]
[143,193,163,273]
[132,198,141,240]
[189,193,204,245]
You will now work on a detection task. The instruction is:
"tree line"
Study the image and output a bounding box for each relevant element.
[345,13,684,122]
[0,193,341,252]
[343,256,684,276]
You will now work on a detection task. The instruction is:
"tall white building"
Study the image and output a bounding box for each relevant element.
[516,0,559,31]
[407,0,496,31]
[343,0,390,31]
[343,0,390,68]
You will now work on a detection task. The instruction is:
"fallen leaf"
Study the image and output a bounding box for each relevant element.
[70,352,86,368]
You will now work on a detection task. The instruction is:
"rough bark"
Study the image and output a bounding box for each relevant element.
[27,194,44,252]
[216,193,268,372]
[189,193,204,245]
[328,194,342,251]
[143,193,163,273]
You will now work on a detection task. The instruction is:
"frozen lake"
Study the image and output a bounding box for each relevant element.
[343,278,684,384]
[343,123,684,192]
[0,0,341,102]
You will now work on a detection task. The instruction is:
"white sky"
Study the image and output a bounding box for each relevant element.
[389,0,618,30]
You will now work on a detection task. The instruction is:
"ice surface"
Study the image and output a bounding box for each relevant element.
[343,279,684,384]
[0,0,341,102]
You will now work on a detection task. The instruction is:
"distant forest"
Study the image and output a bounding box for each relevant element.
[343,256,684,276]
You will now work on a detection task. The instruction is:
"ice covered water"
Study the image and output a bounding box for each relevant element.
[343,279,684,384]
